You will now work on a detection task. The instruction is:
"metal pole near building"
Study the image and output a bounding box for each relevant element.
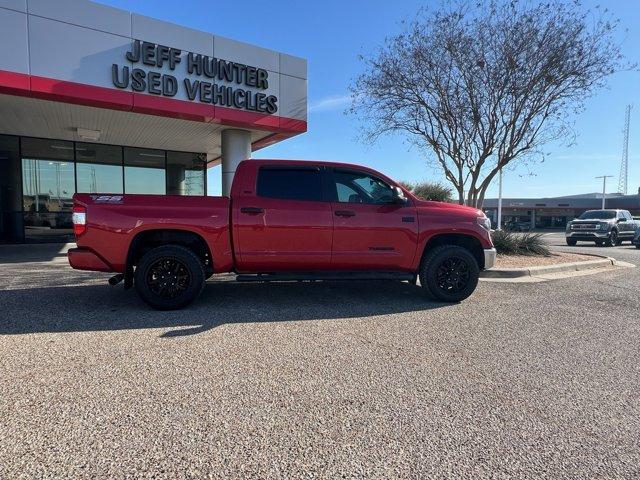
[595,175,613,209]
[497,168,503,230]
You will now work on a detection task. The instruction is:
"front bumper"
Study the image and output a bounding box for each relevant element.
[566,231,610,239]
[484,248,497,269]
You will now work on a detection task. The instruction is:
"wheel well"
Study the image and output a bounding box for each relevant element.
[421,234,484,269]
[126,230,213,279]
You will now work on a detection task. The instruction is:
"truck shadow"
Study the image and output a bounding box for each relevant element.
[0,280,449,337]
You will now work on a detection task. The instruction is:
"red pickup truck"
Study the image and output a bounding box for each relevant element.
[68,159,495,309]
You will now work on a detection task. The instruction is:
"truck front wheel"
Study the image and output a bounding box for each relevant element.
[134,245,205,310]
[419,245,479,303]
[566,238,577,246]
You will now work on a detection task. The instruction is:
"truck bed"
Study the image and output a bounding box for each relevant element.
[71,194,233,273]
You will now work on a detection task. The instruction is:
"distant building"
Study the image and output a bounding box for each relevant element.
[482,193,640,229]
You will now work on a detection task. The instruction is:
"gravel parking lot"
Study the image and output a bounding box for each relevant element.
[1,239,639,478]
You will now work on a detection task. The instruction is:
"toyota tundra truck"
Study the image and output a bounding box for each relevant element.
[68,159,496,309]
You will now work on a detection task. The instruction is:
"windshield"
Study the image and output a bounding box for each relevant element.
[578,210,616,220]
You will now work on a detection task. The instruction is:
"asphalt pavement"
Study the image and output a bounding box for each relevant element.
[0,239,638,478]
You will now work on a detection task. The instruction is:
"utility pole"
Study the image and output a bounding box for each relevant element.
[595,175,613,209]
[617,105,632,195]
[497,168,503,230]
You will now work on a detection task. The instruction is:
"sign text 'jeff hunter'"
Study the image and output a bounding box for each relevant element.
[112,40,278,114]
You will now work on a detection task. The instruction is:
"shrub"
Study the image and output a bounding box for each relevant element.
[491,230,550,256]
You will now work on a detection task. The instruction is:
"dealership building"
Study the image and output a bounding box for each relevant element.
[0,0,307,243]
[483,192,640,229]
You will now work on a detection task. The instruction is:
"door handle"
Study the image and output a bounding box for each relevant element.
[335,210,356,217]
[240,207,264,215]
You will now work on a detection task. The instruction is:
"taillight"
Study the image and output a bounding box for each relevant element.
[72,204,86,237]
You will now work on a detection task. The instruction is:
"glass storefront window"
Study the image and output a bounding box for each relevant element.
[22,159,75,212]
[76,143,123,194]
[21,137,74,161]
[76,164,124,194]
[124,147,166,195]
[76,143,122,164]
[22,158,75,241]
[7,135,207,242]
[166,151,205,196]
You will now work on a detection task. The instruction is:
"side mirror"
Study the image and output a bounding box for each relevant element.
[392,186,408,204]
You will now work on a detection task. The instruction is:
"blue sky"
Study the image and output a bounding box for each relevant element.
[103,0,640,199]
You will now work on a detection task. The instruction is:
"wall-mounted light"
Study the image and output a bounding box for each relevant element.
[77,128,101,141]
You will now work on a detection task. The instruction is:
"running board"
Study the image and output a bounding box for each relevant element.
[235,271,415,282]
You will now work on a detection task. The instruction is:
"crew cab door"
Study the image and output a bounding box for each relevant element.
[233,165,333,271]
[328,168,419,271]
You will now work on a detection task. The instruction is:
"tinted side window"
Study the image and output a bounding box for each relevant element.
[257,167,323,201]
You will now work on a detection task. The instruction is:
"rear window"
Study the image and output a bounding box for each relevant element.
[257,167,323,202]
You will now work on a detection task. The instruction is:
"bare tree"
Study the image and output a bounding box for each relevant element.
[350,0,630,207]
[401,180,453,202]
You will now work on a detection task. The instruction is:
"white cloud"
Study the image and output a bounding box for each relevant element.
[309,94,351,113]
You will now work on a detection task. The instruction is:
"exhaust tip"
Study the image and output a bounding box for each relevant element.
[108,274,125,286]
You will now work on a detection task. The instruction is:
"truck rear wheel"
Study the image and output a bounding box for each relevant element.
[134,245,205,310]
[419,245,479,303]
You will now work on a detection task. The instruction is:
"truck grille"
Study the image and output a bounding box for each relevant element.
[571,223,597,230]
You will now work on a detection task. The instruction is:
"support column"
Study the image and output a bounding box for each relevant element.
[221,129,251,196]
[166,164,186,195]
[531,209,536,230]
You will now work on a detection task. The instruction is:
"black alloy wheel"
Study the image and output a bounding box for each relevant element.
[147,258,190,299]
[435,257,471,294]
[419,245,479,302]
[134,245,205,310]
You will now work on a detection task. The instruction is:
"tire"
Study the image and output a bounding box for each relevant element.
[605,230,618,247]
[636,244,640,249]
[595,240,604,247]
[419,245,479,303]
[134,245,205,310]
[566,238,577,246]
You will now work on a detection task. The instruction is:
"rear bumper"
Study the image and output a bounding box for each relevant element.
[68,247,112,272]
[484,248,497,269]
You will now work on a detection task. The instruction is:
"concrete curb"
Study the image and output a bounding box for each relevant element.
[480,255,618,279]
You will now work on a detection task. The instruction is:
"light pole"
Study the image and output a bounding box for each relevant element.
[595,175,613,209]
[497,168,503,230]
[519,172,538,228]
